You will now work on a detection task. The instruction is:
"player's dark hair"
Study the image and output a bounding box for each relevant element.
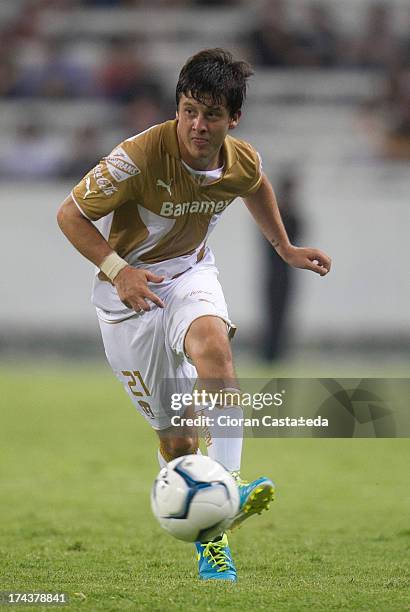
[176,48,253,117]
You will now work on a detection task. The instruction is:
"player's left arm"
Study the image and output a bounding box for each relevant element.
[243,173,332,276]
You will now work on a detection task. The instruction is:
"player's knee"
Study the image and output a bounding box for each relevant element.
[186,317,231,359]
[160,436,198,460]
[185,317,232,362]
[189,330,232,366]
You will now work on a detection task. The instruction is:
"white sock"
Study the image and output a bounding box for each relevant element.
[206,406,243,473]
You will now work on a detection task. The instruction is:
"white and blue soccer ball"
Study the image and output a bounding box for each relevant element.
[151,455,240,542]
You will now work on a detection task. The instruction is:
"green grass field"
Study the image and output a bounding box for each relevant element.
[0,364,409,611]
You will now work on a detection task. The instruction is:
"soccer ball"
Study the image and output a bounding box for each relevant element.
[151,455,240,543]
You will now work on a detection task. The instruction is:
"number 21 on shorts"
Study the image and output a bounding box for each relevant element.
[121,370,154,419]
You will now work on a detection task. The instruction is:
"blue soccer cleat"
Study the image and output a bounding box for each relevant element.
[195,533,237,581]
[229,475,275,530]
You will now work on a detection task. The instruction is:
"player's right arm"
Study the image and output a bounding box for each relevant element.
[56,195,165,311]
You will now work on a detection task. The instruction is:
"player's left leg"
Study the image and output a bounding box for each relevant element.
[163,258,274,581]
[184,315,275,530]
[184,315,242,472]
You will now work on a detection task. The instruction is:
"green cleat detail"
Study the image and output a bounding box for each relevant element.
[195,533,237,581]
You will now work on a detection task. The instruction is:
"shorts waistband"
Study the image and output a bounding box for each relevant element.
[170,245,206,279]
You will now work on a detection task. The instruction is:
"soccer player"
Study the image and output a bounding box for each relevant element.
[57,48,331,582]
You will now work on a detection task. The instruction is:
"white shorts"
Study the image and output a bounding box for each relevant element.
[98,254,233,430]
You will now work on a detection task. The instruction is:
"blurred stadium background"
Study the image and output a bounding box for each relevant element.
[1,4,409,608]
[1,0,409,369]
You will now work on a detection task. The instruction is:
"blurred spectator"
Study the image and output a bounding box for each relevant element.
[360,41,410,161]
[249,0,296,68]
[4,0,72,42]
[133,0,190,5]
[123,94,168,134]
[61,126,104,180]
[0,123,66,180]
[352,3,398,70]
[261,170,303,362]
[0,56,19,97]
[293,3,341,67]
[7,1,43,41]
[193,0,240,5]
[82,0,124,5]
[382,66,410,159]
[13,39,94,98]
[97,37,163,103]
[82,0,189,5]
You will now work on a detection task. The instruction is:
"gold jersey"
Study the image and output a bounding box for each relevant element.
[71,119,262,318]
[72,119,262,265]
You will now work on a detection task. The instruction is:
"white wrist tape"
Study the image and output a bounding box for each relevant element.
[100,252,128,282]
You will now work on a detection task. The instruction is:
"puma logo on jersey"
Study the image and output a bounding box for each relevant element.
[84,176,97,199]
[156,179,173,196]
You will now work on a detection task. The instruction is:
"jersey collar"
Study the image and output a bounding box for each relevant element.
[162,119,238,173]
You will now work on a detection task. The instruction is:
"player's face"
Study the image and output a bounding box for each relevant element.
[176,94,240,171]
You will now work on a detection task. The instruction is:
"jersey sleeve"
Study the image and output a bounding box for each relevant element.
[71,141,144,221]
[241,147,263,197]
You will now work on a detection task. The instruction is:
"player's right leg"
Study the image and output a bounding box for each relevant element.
[156,404,199,465]
[97,308,185,431]
[97,310,235,581]
[155,408,236,581]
